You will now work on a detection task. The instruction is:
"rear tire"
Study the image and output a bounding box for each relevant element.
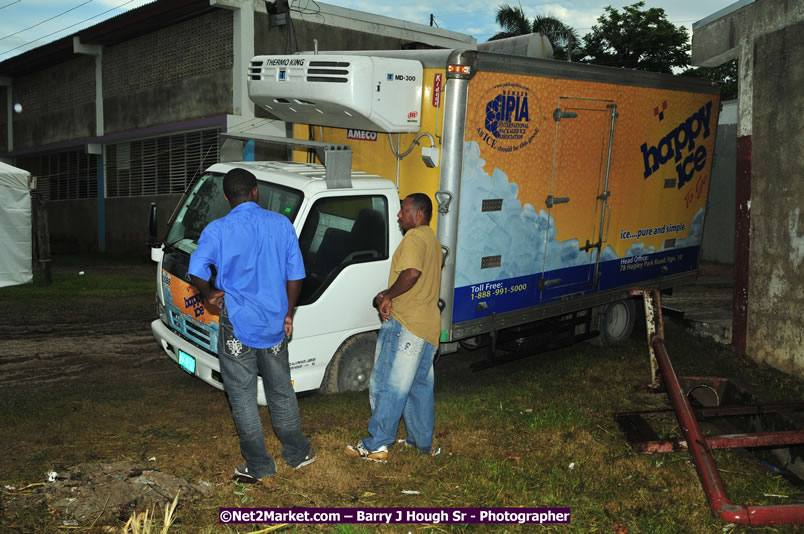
[319,332,377,394]
[592,298,637,346]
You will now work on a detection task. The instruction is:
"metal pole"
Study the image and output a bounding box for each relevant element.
[647,286,804,526]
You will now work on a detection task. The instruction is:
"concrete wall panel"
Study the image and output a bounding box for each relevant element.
[47,198,97,253]
[12,56,96,148]
[14,103,97,148]
[103,10,233,133]
[104,71,232,133]
[46,194,183,254]
[103,195,183,254]
[746,20,804,374]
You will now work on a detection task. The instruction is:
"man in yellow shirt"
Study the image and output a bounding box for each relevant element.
[345,193,441,462]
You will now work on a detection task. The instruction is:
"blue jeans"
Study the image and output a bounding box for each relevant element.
[362,317,437,454]
[218,306,311,478]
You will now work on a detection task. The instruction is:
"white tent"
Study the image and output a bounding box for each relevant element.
[0,161,33,287]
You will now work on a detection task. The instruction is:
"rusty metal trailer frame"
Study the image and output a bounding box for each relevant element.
[628,288,804,526]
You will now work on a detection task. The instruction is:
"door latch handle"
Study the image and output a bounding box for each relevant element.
[545,195,570,208]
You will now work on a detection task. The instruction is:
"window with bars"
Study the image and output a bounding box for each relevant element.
[106,128,220,198]
[16,150,99,201]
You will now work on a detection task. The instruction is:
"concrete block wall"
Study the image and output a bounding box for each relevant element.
[693,0,804,376]
[103,9,234,133]
[47,194,183,254]
[12,55,96,148]
[746,20,804,376]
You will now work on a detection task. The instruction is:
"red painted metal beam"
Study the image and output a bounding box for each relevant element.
[651,334,804,525]
[618,400,804,419]
[634,430,804,454]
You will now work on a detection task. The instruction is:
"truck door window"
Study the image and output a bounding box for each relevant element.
[164,172,303,254]
[298,195,388,305]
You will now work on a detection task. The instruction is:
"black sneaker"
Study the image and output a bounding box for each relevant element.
[293,450,317,469]
[234,465,271,484]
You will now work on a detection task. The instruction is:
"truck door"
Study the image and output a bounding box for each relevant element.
[286,191,398,392]
[539,96,616,301]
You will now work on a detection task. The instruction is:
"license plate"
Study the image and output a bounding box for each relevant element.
[178,350,196,374]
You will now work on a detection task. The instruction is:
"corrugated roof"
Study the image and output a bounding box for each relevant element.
[0,0,215,77]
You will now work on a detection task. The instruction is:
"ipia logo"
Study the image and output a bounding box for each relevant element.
[640,100,713,189]
[485,89,530,140]
[477,83,539,153]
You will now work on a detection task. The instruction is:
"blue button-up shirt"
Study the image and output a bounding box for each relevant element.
[189,201,305,348]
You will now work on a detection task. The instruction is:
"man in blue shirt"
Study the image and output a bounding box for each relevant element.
[189,168,314,484]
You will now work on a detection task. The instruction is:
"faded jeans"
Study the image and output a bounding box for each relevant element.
[218,306,311,478]
[362,316,437,454]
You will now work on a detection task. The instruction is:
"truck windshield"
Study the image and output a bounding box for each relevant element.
[164,171,303,254]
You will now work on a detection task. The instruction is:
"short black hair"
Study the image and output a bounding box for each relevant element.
[406,193,433,224]
[223,168,257,202]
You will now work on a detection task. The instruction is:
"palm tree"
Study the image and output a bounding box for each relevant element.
[490,5,531,40]
[532,14,579,61]
[489,5,579,62]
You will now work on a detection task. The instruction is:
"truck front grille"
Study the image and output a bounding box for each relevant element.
[168,308,217,353]
[185,320,212,347]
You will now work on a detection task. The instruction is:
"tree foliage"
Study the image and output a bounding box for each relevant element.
[683,58,738,100]
[581,2,690,73]
[532,14,580,61]
[489,5,580,61]
[490,5,531,41]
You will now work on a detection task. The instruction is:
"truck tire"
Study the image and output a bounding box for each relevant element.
[592,298,637,346]
[319,332,377,394]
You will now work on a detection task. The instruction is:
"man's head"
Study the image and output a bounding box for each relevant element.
[397,193,433,231]
[223,168,258,207]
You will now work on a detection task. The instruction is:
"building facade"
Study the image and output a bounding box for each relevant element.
[0,0,475,253]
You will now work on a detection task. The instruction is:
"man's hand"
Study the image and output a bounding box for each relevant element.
[373,268,420,322]
[190,275,224,307]
[374,291,392,321]
[284,314,293,337]
[207,289,225,307]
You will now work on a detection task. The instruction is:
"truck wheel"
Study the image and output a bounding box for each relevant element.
[320,332,377,394]
[593,298,636,346]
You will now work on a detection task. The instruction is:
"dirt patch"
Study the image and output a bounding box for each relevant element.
[0,321,166,389]
[0,259,211,529]
[0,261,164,390]
[6,461,209,526]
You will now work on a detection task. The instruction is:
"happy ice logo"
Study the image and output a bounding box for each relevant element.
[477,83,538,153]
[640,100,713,190]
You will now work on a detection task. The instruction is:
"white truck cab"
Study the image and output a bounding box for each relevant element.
[151,160,402,403]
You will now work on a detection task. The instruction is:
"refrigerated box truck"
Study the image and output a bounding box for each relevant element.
[150,48,719,402]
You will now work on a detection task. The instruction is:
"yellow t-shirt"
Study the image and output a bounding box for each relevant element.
[388,225,442,346]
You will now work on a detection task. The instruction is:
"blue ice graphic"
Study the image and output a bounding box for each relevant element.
[454,141,705,287]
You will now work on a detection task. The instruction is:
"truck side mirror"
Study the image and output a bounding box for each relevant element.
[148,202,159,247]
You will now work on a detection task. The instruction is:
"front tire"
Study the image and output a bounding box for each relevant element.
[319,332,377,394]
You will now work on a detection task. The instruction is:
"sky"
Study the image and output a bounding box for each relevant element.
[0,0,741,62]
